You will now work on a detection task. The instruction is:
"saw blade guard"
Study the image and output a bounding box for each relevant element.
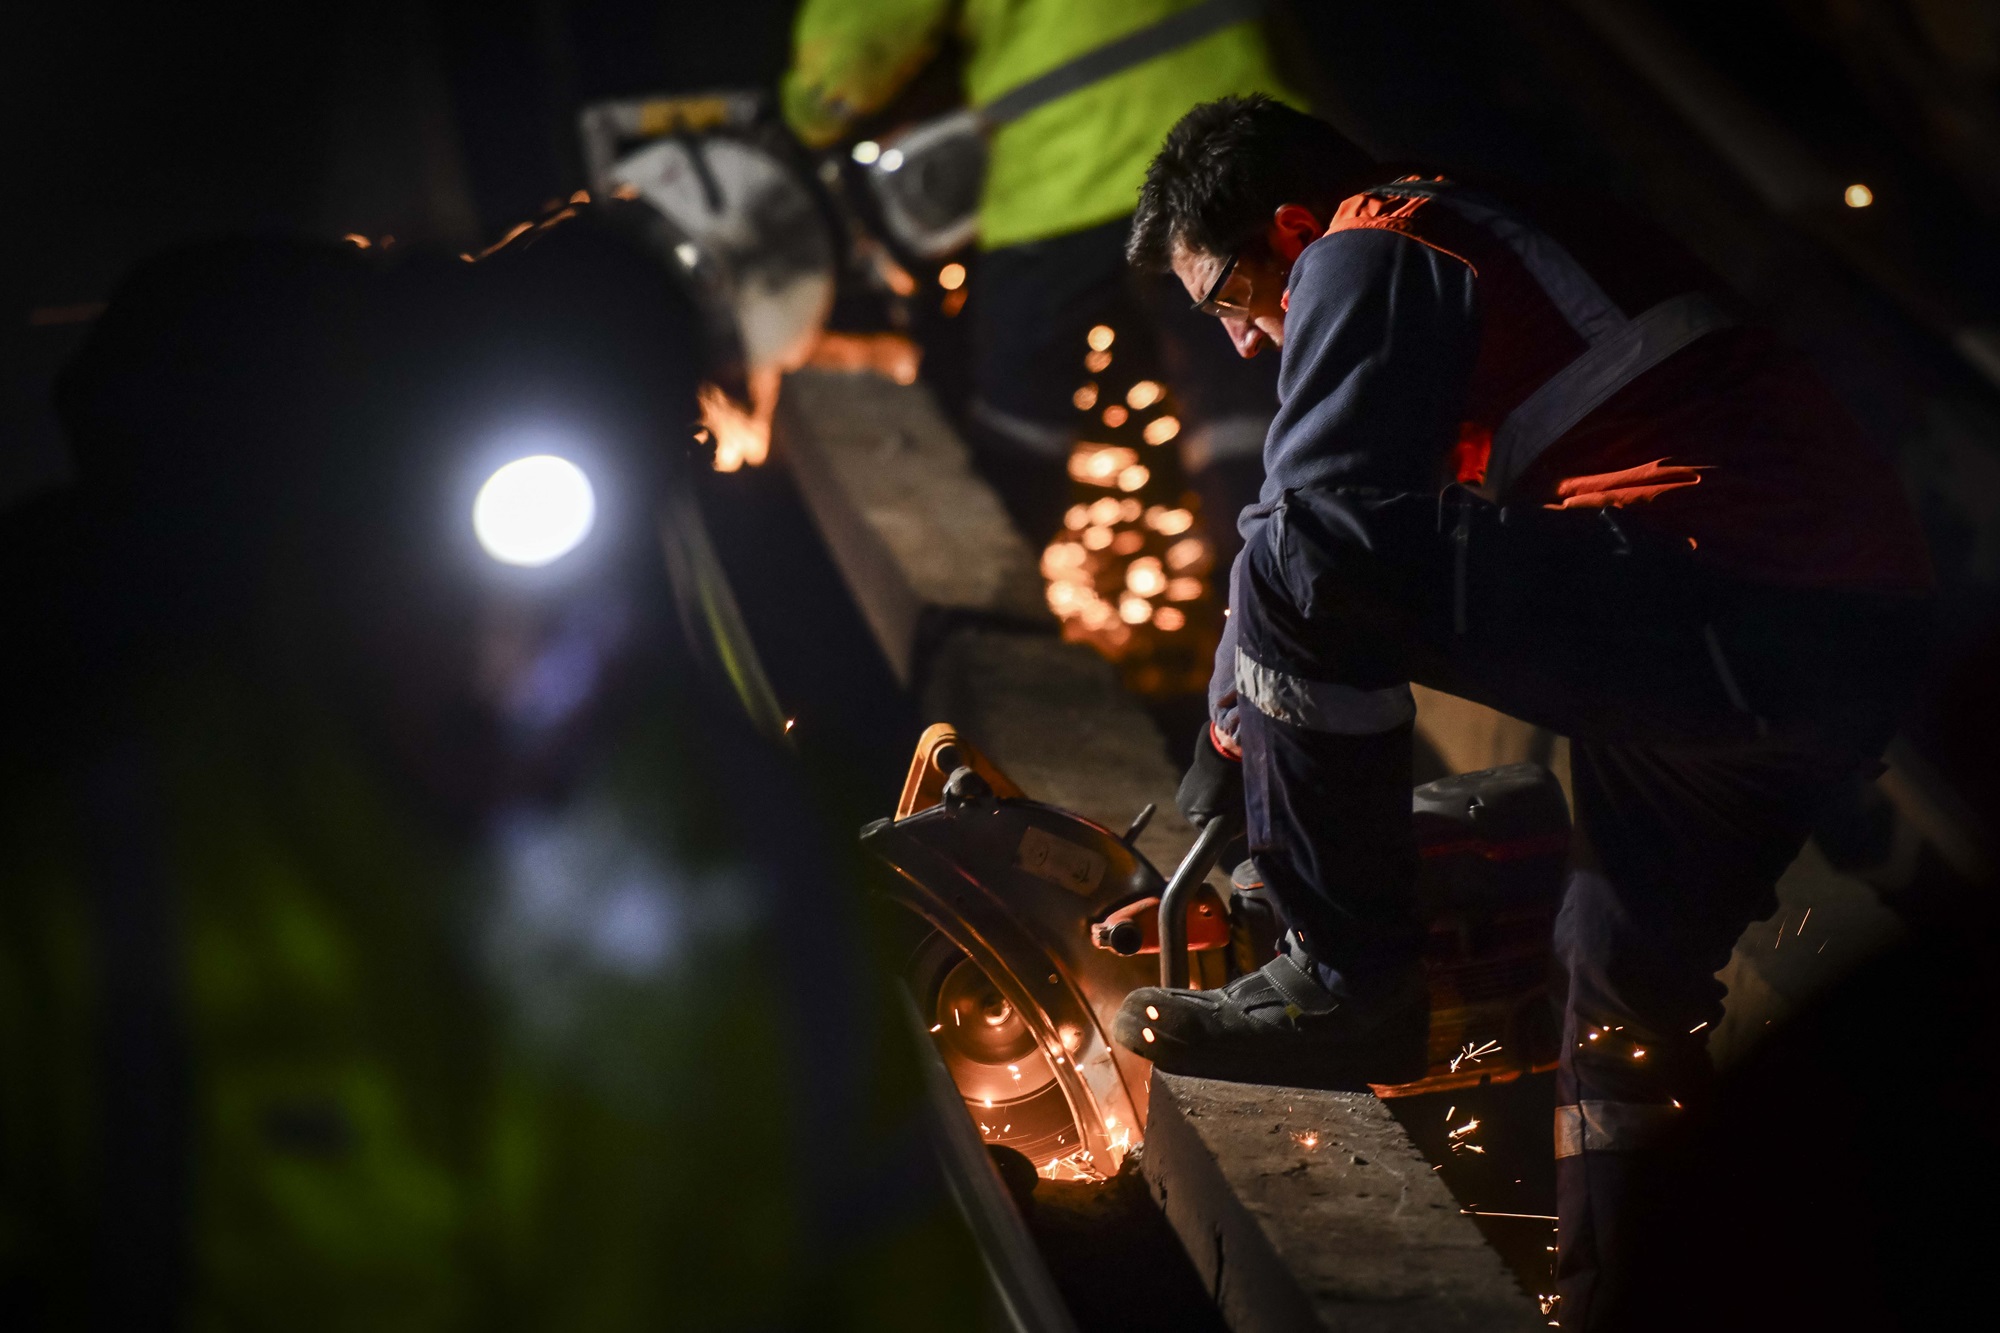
[867,728,1169,1178]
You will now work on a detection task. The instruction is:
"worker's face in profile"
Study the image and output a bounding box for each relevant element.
[1172,204,1326,360]
[1174,242,1288,358]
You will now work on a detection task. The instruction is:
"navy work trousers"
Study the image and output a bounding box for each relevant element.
[1230,486,1930,1330]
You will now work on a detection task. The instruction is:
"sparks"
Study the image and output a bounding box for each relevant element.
[1450,1039,1502,1073]
[1464,1209,1560,1221]
[1292,1131,1319,1150]
[1689,1021,1709,1034]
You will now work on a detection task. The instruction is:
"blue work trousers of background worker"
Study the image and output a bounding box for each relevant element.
[1221,483,1932,1329]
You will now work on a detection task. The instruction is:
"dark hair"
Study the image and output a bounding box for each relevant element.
[1128,95,1375,271]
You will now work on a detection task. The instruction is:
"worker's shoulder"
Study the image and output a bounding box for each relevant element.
[1291,222,1474,306]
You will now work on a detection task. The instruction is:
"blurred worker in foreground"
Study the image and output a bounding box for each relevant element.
[783,0,1297,543]
[0,214,983,1329]
[1112,97,1934,1329]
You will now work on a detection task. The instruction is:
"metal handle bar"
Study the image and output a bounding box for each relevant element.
[1157,815,1239,989]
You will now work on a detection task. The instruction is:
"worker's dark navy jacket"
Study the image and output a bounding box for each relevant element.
[1212,179,1936,1330]
[1210,176,1933,737]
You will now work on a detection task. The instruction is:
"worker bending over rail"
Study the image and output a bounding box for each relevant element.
[1111,95,1934,1329]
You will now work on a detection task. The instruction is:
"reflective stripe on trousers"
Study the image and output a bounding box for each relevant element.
[1235,646,1414,734]
[1555,1101,1685,1158]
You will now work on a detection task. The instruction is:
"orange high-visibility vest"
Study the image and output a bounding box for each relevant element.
[1320,178,1932,592]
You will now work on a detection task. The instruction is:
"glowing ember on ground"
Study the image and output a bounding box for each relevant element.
[1292,1131,1320,1150]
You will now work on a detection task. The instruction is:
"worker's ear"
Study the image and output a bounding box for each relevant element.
[1265,204,1323,265]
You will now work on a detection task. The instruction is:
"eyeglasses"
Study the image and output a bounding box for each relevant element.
[1192,250,1251,317]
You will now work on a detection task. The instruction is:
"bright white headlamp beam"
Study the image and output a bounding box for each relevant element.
[473,454,597,567]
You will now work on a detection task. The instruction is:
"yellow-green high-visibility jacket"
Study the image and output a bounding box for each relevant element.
[783,0,1302,249]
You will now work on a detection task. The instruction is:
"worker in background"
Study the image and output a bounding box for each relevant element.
[782,0,1299,544]
[0,216,984,1329]
[1111,97,1933,1330]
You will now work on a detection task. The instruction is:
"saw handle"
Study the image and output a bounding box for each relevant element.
[1158,814,1239,988]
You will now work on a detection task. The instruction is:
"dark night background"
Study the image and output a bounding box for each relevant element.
[6,2,2000,1325]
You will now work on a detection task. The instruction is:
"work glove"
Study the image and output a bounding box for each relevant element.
[1176,721,1243,830]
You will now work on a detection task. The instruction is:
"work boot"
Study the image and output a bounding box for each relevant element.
[1113,934,1430,1089]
